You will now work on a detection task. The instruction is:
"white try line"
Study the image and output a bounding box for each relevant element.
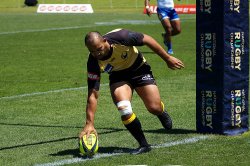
[0,17,195,35]
[34,135,209,166]
[0,84,109,100]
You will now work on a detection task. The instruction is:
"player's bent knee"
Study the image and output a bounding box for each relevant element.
[147,103,162,115]
[117,100,133,116]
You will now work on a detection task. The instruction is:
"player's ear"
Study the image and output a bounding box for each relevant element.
[103,38,107,43]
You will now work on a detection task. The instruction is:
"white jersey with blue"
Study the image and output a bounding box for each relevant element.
[156,0,179,21]
[157,0,174,8]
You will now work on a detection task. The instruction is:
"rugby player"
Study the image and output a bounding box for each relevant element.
[79,29,184,155]
[145,0,181,54]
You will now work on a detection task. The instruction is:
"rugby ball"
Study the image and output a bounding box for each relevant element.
[79,133,98,157]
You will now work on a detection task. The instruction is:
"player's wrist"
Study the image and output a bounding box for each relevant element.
[85,119,94,125]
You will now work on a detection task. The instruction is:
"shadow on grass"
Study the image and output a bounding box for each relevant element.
[145,128,197,134]
[0,123,125,151]
[0,122,82,129]
[50,146,132,157]
[0,122,196,134]
[0,122,197,151]
[49,129,197,157]
[0,136,77,151]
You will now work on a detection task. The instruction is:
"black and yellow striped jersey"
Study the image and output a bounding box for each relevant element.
[87,29,147,90]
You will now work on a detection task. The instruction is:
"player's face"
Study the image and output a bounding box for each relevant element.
[87,39,110,60]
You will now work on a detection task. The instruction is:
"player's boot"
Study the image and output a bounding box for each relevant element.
[162,33,174,54]
[167,48,174,55]
[130,145,151,155]
[157,110,172,130]
[163,41,174,55]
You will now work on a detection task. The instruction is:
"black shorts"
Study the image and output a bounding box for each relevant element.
[109,63,156,89]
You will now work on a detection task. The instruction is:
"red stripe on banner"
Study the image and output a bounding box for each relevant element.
[143,4,196,14]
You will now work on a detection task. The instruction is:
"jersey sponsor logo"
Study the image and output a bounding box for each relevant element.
[142,74,154,81]
[88,72,99,80]
[104,64,114,73]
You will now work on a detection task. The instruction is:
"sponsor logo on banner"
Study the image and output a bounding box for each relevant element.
[201,90,217,129]
[37,4,94,13]
[231,89,246,127]
[143,5,196,14]
[199,0,211,13]
[200,33,217,71]
[229,0,240,13]
[230,32,245,70]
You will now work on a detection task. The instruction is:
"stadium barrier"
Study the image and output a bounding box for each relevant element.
[196,0,249,135]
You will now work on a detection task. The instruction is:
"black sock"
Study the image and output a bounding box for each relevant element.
[123,114,149,147]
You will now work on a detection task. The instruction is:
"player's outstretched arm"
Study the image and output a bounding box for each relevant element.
[142,34,185,70]
[79,89,99,138]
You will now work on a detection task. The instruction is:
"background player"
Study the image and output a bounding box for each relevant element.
[145,0,181,54]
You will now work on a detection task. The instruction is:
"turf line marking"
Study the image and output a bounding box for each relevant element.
[151,135,208,148]
[0,83,108,100]
[0,17,195,35]
[34,135,209,166]
[0,26,90,35]
[0,20,158,35]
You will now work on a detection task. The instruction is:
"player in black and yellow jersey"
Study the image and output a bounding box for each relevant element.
[79,28,184,154]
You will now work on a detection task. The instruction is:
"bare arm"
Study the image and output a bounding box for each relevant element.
[142,34,185,69]
[145,0,150,6]
[144,0,152,16]
[79,88,99,138]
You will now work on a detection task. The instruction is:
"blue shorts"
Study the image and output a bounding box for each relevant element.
[157,7,179,21]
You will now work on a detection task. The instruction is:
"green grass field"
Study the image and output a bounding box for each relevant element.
[0,1,250,166]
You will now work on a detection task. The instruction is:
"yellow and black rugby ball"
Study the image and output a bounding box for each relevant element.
[79,133,98,157]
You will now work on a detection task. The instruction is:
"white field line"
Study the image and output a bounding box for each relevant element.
[0,84,109,100]
[0,17,195,35]
[34,135,209,166]
[0,25,90,35]
[151,135,208,148]
[0,20,158,35]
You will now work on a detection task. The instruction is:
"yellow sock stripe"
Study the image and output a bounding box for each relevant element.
[161,101,165,112]
[123,113,136,125]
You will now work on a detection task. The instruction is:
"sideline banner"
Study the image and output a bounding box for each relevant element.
[196,0,249,135]
[143,5,196,14]
[37,4,94,13]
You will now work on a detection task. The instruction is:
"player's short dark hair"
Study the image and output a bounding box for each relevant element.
[84,31,103,45]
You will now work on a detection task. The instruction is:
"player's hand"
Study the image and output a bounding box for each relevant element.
[146,8,152,17]
[79,123,97,139]
[165,56,185,70]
